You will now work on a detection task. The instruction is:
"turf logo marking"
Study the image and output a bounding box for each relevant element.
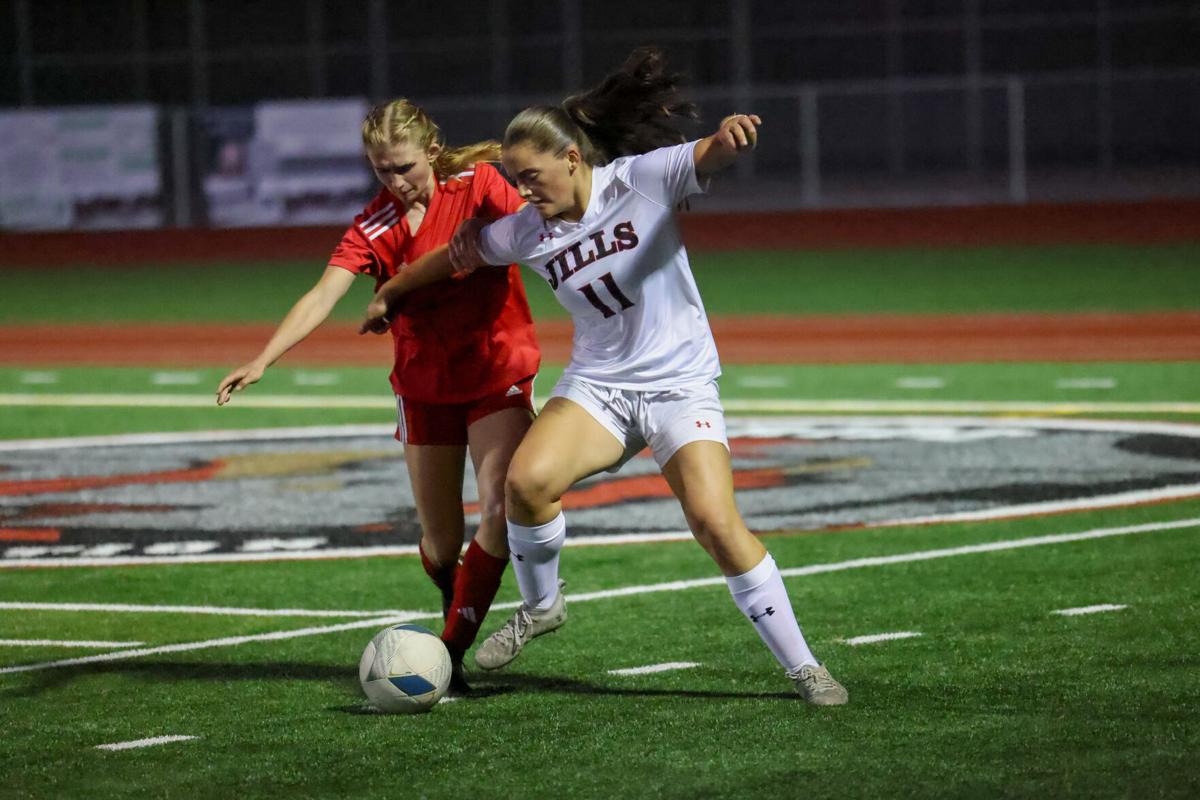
[2,416,1200,566]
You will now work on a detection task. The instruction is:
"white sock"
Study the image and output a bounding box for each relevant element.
[726,553,817,671]
[507,512,567,611]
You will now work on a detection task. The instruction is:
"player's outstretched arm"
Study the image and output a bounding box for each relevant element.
[217,265,356,405]
[359,245,456,335]
[692,113,761,179]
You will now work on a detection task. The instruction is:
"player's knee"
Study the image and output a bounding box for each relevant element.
[505,460,558,514]
[687,504,741,547]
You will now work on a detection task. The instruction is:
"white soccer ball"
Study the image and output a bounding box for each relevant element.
[359,624,452,714]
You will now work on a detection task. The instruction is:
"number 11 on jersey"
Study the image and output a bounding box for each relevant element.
[578,272,635,318]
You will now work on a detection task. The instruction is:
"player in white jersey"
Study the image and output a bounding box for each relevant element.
[361,48,848,705]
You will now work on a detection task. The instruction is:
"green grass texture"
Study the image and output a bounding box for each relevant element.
[3,244,1198,323]
[2,501,1198,798]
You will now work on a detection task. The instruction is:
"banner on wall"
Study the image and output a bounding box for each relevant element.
[0,106,163,231]
[201,98,372,227]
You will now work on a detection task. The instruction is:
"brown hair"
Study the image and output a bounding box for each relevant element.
[362,99,501,179]
[503,47,698,165]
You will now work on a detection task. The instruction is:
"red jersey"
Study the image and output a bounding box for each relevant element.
[328,162,540,403]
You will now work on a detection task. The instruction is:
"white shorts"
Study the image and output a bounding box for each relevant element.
[551,377,729,471]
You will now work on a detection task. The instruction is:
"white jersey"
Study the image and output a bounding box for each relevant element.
[478,140,720,390]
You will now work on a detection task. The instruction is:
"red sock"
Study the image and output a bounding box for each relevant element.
[442,539,508,660]
[418,540,459,619]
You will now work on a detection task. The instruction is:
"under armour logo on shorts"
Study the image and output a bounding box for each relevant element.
[695,420,712,428]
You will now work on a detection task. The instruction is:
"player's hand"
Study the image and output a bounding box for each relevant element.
[216,361,266,406]
[359,295,392,335]
[449,218,487,277]
[716,113,761,151]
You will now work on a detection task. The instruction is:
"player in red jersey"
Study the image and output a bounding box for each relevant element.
[216,99,539,692]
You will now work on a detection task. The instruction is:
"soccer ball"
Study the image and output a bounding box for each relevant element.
[359,624,452,714]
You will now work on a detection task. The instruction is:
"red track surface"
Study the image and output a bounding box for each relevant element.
[2,312,1197,366]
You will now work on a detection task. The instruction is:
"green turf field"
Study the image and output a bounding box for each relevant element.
[2,244,1199,798]
[2,502,1198,798]
[3,243,1198,322]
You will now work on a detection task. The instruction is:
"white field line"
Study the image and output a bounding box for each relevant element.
[1052,604,1128,616]
[871,482,1200,527]
[841,632,923,646]
[150,372,201,386]
[0,601,406,618]
[96,735,198,751]
[4,415,1200,454]
[1056,378,1117,390]
[0,614,422,675]
[0,639,145,648]
[894,377,946,389]
[735,375,789,388]
[0,424,396,452]
[4,393,1200,415]
[0,393,395,409]
[293,372,341,386]
[608,661,700,676]
[3,517,1195,677]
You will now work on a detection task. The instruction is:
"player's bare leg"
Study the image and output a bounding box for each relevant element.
[475,398,625,670]
[437,407,533,692]
[404,444,467,618]
[662,441,847,705]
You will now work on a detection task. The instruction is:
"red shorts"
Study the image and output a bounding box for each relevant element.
[395,376,535,446]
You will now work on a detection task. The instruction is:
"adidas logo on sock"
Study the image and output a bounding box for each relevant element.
[505,384,522,397]
[458,607,478,623]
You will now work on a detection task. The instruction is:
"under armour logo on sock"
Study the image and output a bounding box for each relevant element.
[513,554,525,561]
[750,607,775,623]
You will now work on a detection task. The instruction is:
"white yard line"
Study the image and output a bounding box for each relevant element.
[608,661,700,676]
[3,517,1193,677]
[18,372,59,385]
[841,632,923,646]
[1055,378,1117,390]
[735,376,789,388]
[0,639,145,648]
[0,614,423,675]
[3,415,1200,454]
[292,372,341,386]
[0,601,407,618]
[150,372,201,386]
[96,735,198,751]
[894,377,946,389]
[1052,604,1128,616]
[3,394,1200,415]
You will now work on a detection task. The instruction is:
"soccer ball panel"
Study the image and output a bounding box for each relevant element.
[359,624,451,714]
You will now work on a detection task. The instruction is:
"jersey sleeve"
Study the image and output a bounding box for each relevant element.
[474,162,524,220]
[328,196,394,278]
[327,226,381,277]
[477,213,523,267]
[624,140,704,208]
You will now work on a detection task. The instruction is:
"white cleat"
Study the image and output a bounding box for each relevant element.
[787,663,849,706]
[474,580,567,671]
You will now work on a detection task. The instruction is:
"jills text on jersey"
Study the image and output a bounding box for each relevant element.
[543,221,639,290]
